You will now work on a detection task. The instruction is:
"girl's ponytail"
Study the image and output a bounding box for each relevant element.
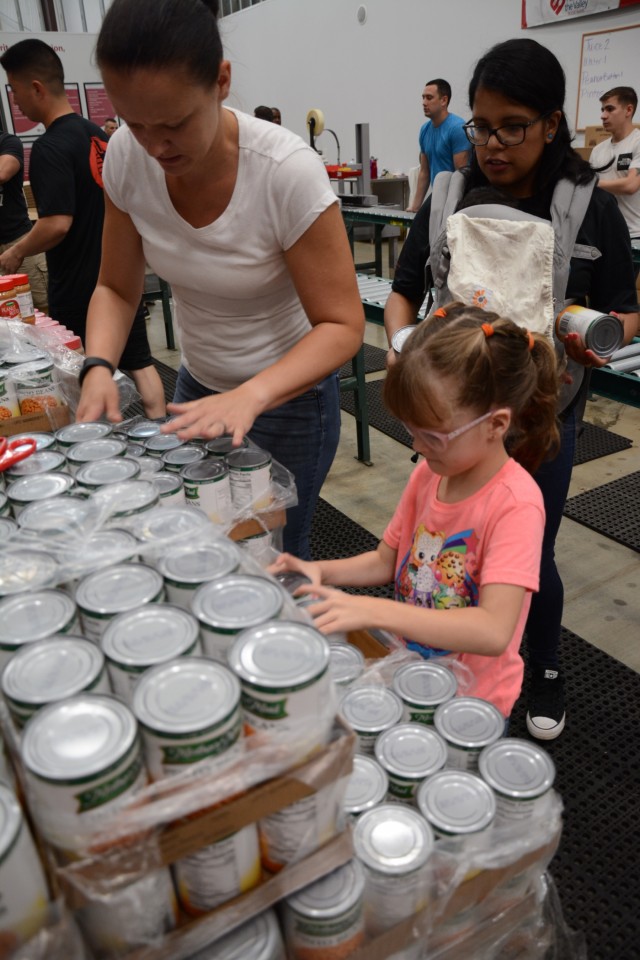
[508,331,560,473]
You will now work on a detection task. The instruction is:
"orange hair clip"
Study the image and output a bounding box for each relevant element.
[526,330,535,351]
[481,322,494,338]
[433,308,447,318]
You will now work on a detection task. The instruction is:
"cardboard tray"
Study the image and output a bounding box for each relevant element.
[0,403,70,438]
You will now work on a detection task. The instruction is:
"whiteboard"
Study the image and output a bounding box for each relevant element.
[576,24,640,130]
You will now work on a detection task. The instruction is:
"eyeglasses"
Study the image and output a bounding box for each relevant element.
[403,410,495,453]
[462,113,549,147]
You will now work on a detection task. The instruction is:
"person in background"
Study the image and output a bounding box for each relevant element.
[271,304,559,720]
[407,78,469,212]
[76,0,364,561]
[103,117,118,136]
[254,105,274,122]
[271,107,282,125]
[0,39,165,418]
[385,38,638,741]
[590,86,640,263]
[0,129,48,311]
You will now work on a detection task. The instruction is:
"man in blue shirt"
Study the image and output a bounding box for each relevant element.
[407,79,469,212]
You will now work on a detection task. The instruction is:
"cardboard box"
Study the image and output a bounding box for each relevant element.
[228,507,286,542]
[583,122,640,148]
[0,403,70,438]
[574,146,592,161]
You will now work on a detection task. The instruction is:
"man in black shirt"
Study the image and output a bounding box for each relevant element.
[0,131,48,311]
[0,39,164,417]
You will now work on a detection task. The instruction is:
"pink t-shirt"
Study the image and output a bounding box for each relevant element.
[383,458,545,716]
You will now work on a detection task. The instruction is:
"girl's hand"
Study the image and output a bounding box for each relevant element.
[76,367,123,424]
[163,383,264,444]
[563,332,609,369]
[268,553,324,588]
[298,584,380,634]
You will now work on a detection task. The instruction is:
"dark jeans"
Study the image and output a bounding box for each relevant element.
[173,367,341,560]
[525,409,576,671]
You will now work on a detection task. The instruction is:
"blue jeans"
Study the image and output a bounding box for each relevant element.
[525,409,576,670]
[173,367,341,560]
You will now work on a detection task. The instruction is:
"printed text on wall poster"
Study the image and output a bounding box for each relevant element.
[522,0,640,28]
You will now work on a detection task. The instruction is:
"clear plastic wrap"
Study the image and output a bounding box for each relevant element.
[7,899,92,960]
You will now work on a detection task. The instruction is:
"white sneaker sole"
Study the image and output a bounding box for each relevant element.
[526,713,566,741]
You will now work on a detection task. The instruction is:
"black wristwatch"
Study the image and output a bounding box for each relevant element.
[78,356,116,387]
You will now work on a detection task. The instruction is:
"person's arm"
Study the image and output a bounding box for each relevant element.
[0,215,72,274]
[0,155,19,184]
[270,540,398,591]
[384,197,431,364]
[76,194,146,423]
[407,152,430,212]
[596,167,640,196]
[453,149,470,171]
[165,202,364,444]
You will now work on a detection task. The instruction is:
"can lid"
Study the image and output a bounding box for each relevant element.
[70,529,138,574]
[181,459,228,482]
[344,755,389,814]
[416,770,496,834]
[275,571,312,595]
[0,589,76,645]
[5,449,66,478]
[133,657,240,734]
[193,575,283,631]
[0,783,22,861]
[0,517,17,543]
[328,642,365,685]
[21,694,138,782]
[0,548,58,596]
[340,685,404,733]
[375,723,448,779]
[135,456,164,477]
[5,431,55,451]
[17,495,91,534]
[144,434,184,454]
[157,541,239,585]
[126,442,145,458]
[204,435,248,458]
[102,603,199,667]
[393,662,458,708]
[229,619,329,689]
[126,420,162,440]
[55,422,113,446]
[76,562,163,615]
[132,505,211,543]
[161,446,206,468]
[226,447,271,470]
[478,738,555,799]
[391,325,417,353]
[76,457,141,488]
[285,859,365,918]
[7,472,74,504]
[587,314,624,358]
[353,803,434,874]
[152,472,183,496]
[91,479,160,518]
[1,345,47,365]
[66,439,127,463]
[434,697,504,749]
[2,636,105,706]
[199,909,281,960]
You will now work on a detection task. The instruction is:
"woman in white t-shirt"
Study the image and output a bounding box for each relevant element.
[76,0,364,558]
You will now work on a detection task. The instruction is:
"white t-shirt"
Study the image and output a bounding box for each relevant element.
[590,129,640,239]
[103,109,338,391]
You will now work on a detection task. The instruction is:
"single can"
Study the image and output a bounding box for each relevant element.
[344,754,389,818]
[393,661,458,725]
[75,457,141,490]
[76,562,164,643]
[135,455,164,477]
[102,604,201,705]
[6,471,74,517]
[173,822,261,917]
[227,447,272,512]
[161,444,206,473]
[434,697,505,771]
[188,909,285,960]
[478,738,555,823]
[0,547,58,597]
[144,433,184,457]
[63,528,139,595]
[353,803,434,942]
[204,434,248,459]
[0,516,17,544]
[0,589,78,669]
[7,430,55,452]
[157,540,240,610]
[229,620,332,750]
[416,770,496,838]
[1,345,47,366]
[192,574,283,662]
[0,491,8,516]
[282,860,365,960]
[0,782,50,947]
[2,635,110,727]
[15,358,63,414]
[391,324,418,355]
[126,420,162,441]
[0,367,20,419]
[339,686,404,756]
[374,723,448,804]
[17,495,91,537]
[65,438,127,475]
[152,471,186,507]
[132,656,242,779]
[131,504,211,546]
[555,305,624,358]
[328,642,365,688]
[55,421,113,449]
[90,479,160,524]
[236,529,273,566]
[4,448,67,480]
[182,459,233,523]
[125,441,146,458]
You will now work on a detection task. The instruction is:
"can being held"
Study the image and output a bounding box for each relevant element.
[392,661,458,726]
[182,459,233,524]
[227,447,272,512]
[0,782,50,948]
[0,589,78,670]
[76,562,164,644]
[344,755,389,819]
[204,434,248,459]
[282,860,366,960]
[555,304,624,358]
[478,738,555,823]
[391,325,418,355]
[339,685,404,756]
[374,723,448,804]
[192,574,283,662]
[157,540,240,610]
[434,697,505,771]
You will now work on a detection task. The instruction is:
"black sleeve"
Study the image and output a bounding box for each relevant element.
[570,190,638,314]
[29,136,76,219]
[0,133,24,168]
[391,196,432,307]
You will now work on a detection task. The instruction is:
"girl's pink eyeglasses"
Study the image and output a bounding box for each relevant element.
[403,410,496,453]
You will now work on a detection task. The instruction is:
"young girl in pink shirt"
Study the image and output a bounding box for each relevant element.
[271,303,560,717]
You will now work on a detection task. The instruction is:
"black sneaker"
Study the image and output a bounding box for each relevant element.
[526,667,565,740]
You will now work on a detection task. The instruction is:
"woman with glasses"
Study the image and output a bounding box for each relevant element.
[271,303,560,720]
[385,38,638,741]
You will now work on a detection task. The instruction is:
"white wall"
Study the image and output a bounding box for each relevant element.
[221,0,640,174]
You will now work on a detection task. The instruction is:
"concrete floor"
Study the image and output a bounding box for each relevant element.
[147,247,640,676]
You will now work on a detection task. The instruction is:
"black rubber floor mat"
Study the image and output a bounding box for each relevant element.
[123,358,179,418]
[574,421,632,465]
[563,470,640,553]
[311,497,640,959]
[339,343,388,379]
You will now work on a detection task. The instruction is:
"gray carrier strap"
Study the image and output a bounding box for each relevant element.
[428,170,466,251]
[549,177,600,310]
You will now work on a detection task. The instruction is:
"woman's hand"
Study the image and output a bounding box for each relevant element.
[164,382,264,444]
[268,552,324,588]
[76,367,123,423]
[563,332,610,369]
[297,584,381,634]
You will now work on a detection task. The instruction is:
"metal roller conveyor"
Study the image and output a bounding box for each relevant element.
[609,343,640,361]
[606,355,640,373]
